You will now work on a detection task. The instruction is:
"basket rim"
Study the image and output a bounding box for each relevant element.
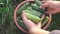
[14,0,52,33]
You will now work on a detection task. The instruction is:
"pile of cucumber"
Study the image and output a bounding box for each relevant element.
[17,0,49,30]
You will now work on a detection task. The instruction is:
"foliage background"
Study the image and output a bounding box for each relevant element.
[0,0,60,34]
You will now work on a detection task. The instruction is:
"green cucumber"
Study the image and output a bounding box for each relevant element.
[42,16,49,27]
[34,0,46,13]
[24,9,42,17]
[18,2,30,14]
[17,19,27,30]
[31,4,40,11]
[31,4,45,13]
[26,6,33,10]
[26,13,40,23]
[34,0,41,6]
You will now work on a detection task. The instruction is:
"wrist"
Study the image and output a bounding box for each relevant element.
[42,0,55,1]
[29,28,50,34]
[29,28,41,34]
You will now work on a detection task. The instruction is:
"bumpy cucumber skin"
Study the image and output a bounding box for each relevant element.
[17,19,27,30]
[18,2,30,14]
[31,4,40,11]
[25,13,40,23]
[34,0,41,6]
[25,6,42,17]
[42,16,49,27]
[26,6,33,10]
[34,0,46,13]
[31,4,45,13]
[24,10,42,17]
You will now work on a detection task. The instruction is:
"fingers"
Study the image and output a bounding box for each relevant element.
[22,11,27,21]
[36,14,45,28]
[41,1,47,3]
[40,14,45,22]
[40,3,48,9]
[22,11,36,29]
[36,22,41,28]
[45,10,56,14]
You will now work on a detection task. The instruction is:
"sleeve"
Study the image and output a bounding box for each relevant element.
[49,30,60,34]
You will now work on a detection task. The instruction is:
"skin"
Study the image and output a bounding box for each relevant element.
[41,1,60,14]
[22,11,50,34]
[22,1,60,34]
[43,0,55,1]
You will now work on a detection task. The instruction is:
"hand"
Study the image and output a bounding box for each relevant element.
[22,11,50,34]
[42,0,53,1]
[41,1,60,14]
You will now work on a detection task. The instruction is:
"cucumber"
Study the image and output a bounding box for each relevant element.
[17,19,27,30]
[24,9,42,17]
[31,4,45,13]
[34,0,41,6]
[31,4,40,11]
[39,8,47,13]
[26,6,33,10]
[34,0,46,13]
[18,2,30,14]
[25,13,40,23]
[25,6,42,17]
[42,16,49,27]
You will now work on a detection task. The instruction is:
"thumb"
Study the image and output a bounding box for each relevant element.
[40,3,48,9]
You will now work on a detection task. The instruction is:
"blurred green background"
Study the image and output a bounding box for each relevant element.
[0,0,60,34]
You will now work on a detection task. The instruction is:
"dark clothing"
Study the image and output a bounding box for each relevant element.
[49,30,60,34]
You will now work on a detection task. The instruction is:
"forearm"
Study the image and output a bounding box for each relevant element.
[29,28,50,34]
[38,29,50,34]
[42,0,55,1]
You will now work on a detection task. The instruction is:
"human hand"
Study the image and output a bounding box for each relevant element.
[42,0,53,1]
[22,11,50,34]
[41,1,60,14]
